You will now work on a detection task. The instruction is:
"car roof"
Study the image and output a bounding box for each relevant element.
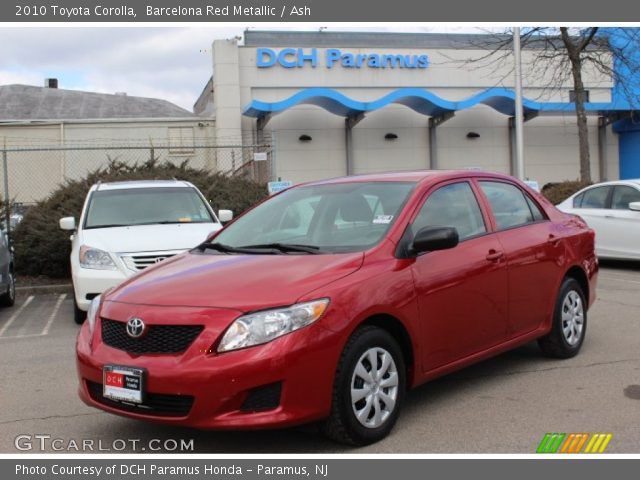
[606,179,640,187]
[571,179,640,193]
[301,169,517,186]
[90,180,195,191]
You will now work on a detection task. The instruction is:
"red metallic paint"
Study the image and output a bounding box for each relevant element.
[77,170,598,430]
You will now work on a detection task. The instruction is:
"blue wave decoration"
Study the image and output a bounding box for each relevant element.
[243,87,617,118]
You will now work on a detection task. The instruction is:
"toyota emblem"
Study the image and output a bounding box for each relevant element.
[126,317,146,338]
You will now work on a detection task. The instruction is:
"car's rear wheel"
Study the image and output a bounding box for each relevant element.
[0,270,16,307]
[538,277,587,358]
[322,326,405,446]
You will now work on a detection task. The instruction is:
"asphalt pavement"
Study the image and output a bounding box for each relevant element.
[1,262,639,453]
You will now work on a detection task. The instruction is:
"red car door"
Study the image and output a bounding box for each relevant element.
[408,180,509,373]
[477,180,564,338]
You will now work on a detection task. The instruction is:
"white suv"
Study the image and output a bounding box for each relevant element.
[60,180,232,323]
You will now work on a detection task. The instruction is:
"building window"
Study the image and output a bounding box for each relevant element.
[569,90,590,103]
[168,127,195,154]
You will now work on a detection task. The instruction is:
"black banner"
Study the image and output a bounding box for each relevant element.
[4,459,640,480]
[4,0,640,22]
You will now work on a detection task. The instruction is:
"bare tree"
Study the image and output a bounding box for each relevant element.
[460,28,640,183]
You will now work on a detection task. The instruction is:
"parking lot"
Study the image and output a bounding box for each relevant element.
[1,262,639,454]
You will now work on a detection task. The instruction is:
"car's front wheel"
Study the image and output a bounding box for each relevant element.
[73,297,86,324]
[538,277,587,358]
[0,270,16,307]
[322,326,406,446]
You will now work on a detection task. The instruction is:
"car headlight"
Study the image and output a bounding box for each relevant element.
[217,298,330,353]
[79,246,116,270]
[86,294,101,337]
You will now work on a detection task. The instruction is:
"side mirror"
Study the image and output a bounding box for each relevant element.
[59,217,76,231]
[629,202,640,212]
[218,209,233,223]
[410,226,459,255]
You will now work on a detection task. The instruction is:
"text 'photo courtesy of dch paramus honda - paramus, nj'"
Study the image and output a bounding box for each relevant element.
[75,170,597,445]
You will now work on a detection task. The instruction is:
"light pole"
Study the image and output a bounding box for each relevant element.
[513,27,525,180]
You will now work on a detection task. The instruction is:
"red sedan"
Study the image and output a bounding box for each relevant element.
[76,170,597,445]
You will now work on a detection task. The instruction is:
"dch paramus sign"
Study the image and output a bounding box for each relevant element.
[257,48,430,70]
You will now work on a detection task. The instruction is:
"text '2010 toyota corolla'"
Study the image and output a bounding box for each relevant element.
[76,170,598,445]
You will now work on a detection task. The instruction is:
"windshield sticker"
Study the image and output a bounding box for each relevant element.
[373,215,394,224]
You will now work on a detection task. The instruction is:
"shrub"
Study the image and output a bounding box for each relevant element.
[11,159,268,278]
[541,180,591,205]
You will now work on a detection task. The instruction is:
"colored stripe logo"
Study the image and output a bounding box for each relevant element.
[537,433,613,453]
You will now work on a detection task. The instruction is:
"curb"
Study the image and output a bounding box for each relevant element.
[16,284,73,296]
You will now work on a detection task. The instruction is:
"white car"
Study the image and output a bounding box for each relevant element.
[557,179,640,260]
[60,180,232,323]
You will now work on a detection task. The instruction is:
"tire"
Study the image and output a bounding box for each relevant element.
[538,277,587,358]
[322,326,406,446]
[74,297,86,325]
[0,270,16,308]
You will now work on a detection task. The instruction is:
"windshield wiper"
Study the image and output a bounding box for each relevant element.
[85,223,131,229]
[240,243,322,254]
[137,220,204,226]
[195,242,275,255]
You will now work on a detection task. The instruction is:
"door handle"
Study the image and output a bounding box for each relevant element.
[604,214,615,219]
[548,234,561,245]
[486,250,504,262]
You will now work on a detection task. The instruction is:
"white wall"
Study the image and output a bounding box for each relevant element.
[210,39,618,186]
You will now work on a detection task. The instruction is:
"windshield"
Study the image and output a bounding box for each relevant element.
[213,181,415,253]
[84,187,215,229]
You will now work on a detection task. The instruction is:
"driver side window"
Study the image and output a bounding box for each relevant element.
[413,182,487,241]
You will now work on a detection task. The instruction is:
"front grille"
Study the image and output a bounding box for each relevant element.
[241,382,282,412]
[101,318,203,354]
[121,253,177,271]
[86,381,193,417]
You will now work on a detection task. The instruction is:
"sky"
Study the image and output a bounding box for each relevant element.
[0,26,479,112]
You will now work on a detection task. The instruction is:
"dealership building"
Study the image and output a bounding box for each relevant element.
[196,30,640,186]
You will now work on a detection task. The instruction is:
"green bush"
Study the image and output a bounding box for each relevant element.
[541,180,591,205]
[12,159,268,278]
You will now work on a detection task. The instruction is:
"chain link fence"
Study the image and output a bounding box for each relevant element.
[0,136,273,243]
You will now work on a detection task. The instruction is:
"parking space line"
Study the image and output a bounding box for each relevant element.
[0,333,44,340]
[0,295,34,337]
[599,274,640,286]
[41,293,67,335]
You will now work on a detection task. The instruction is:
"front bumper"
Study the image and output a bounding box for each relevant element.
[72,268,128,311]
[76,301,343,429]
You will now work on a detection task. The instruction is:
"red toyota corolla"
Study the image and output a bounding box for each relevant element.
[77,170,597,445]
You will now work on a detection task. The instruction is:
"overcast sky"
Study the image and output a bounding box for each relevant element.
[0,26,479,112]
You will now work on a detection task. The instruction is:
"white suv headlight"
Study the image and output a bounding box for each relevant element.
[217,299,330,353]
[79,246,116,270]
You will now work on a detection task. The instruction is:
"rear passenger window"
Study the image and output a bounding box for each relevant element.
[580,186,611,209]
[479,181,536,230]
[611,186,640,210]
[413,182,486,241]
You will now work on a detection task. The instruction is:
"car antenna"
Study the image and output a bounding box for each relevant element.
[95,180,102,191]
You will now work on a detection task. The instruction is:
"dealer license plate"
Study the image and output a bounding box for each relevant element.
[103,365,145,404]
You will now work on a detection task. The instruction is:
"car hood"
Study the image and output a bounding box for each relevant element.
[106,251,364,311]
[79,223,221,253]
